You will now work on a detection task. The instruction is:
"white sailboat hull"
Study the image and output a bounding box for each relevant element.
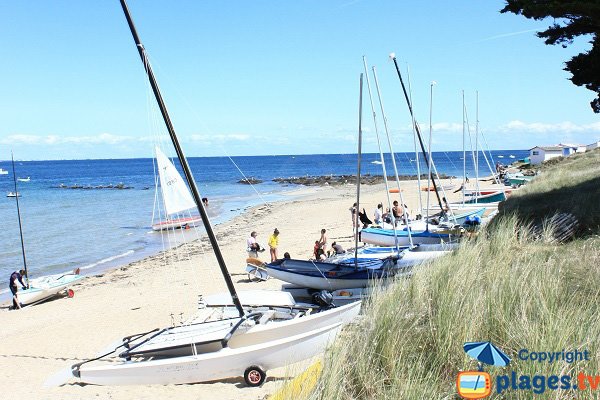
[76,323,343,386]
[19,273,82,305]
[151,216,202,231]
[123,299,360,358]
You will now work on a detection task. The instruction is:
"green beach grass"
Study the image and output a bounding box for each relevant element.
[292,149,600,399]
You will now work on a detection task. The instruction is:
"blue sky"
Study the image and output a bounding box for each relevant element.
[1,0,598,160]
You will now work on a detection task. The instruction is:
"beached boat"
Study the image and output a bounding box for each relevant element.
[266,257,404,290]
[74,323,344,386]
[8,153,83,307]
[70,1,360,387]
[151,146,202,231]
[360,225,458,247]
[19,269,82,306]
[118,291,360,359]
[464,191,506,204]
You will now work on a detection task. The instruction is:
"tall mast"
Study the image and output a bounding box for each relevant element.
[354,73,363,267]
[11,152,29,287]
[462,90,466,206]
[475,91,480,201]
[406,65,423,215]
[372,66,413,248]
[362,56,399,250]
[119,0,244,317]
[390,55,443,212]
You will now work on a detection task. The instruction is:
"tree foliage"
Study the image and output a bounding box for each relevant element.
[501,1,600,113]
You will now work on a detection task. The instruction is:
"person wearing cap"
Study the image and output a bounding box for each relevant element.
[9,269,27,310]
[268,228,280,262]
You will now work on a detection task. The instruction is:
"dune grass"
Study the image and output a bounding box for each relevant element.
[292,150,600,400]
[498,148,600,234]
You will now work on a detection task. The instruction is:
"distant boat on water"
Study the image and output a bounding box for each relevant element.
[509,155,515,159]
[371,160,383,165]
[7,192,21,198]
[0,168,8,175]
[18,177,30,182]
[498,155,504,158]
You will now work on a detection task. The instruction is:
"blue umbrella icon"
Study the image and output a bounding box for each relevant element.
[463,341,511,367]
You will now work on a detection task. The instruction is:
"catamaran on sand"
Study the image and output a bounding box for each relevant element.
[63,0,361,387]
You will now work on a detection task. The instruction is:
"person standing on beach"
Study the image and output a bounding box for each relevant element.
[246,231,263,258]
[268,228,280,262]
[349,203,357,229]
[9,269,27,310]
[318,229,328,254]
[374,203,383,225]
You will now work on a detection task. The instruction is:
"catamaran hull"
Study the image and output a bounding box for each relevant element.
[152,216,202,231]
[19,273,83,305]
[360,228,452,247]
[124,300,361,358]
[75,323,343,386]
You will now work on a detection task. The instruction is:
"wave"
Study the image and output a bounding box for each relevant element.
[79,250,135,271]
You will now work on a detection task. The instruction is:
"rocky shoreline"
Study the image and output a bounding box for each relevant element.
[270,173,455,186]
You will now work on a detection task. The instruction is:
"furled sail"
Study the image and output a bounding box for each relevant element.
[155,146,196,216]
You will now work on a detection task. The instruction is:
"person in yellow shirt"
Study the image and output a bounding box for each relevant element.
[268,228,280,262]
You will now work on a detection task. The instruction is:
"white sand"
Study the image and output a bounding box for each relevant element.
[0,179,467,399]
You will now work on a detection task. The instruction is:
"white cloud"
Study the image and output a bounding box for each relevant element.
[498,120,600,134]
[189,133,251,143]
[0,133,140,145]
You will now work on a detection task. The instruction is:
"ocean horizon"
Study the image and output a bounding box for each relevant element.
[0,149,527,301]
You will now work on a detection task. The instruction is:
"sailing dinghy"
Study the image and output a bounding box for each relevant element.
[151,146,202,231]
[68,0,361,387]
[8,153,83,307]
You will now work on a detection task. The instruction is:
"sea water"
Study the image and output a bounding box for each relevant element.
[0,150,527,294]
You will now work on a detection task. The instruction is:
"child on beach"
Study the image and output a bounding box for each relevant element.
[268,228,280,262]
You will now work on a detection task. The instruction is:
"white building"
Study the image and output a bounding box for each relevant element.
[529,146,564,165]
[586,141,600,151]
[558,143,586,155]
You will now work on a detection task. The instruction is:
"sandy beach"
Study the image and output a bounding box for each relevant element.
[0,178,468,399]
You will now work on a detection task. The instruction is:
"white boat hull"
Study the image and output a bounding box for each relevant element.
[123,298,360,358]
[152,216,202,231]
[75,323,343,386]
[18,273,83,305]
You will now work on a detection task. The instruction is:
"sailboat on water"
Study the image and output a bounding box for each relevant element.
[8,153,82,308]
[151,146,202,231]
[68,0,360,387]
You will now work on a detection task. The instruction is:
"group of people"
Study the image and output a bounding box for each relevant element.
[312,228,345,260]
[357,201,410,228]
[247,228,285,262]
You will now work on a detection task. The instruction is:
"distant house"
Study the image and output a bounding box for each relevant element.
[586,141,600,151]
[529,146,564,165]
[558,143,586,155]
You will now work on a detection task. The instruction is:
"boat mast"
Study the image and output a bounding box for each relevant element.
[354,73,363,268]
[462,90,466,206]
[475,91,480,202]
[425,82,435,229]
[406,64,423,216]
[372,66,413,248]
[390,55,443,212]
[11,152,29,287]
[119,0,244,317]
[362,56,400,250]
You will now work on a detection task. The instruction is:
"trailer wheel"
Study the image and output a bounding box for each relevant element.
[244,365,266,387]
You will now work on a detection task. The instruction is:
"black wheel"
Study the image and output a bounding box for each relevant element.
[244,365,266,387]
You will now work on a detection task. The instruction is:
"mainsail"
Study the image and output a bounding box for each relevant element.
[155,146,196,216]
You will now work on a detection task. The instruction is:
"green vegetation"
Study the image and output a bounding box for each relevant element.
[296,150,600,399]
[499,148,600,234]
